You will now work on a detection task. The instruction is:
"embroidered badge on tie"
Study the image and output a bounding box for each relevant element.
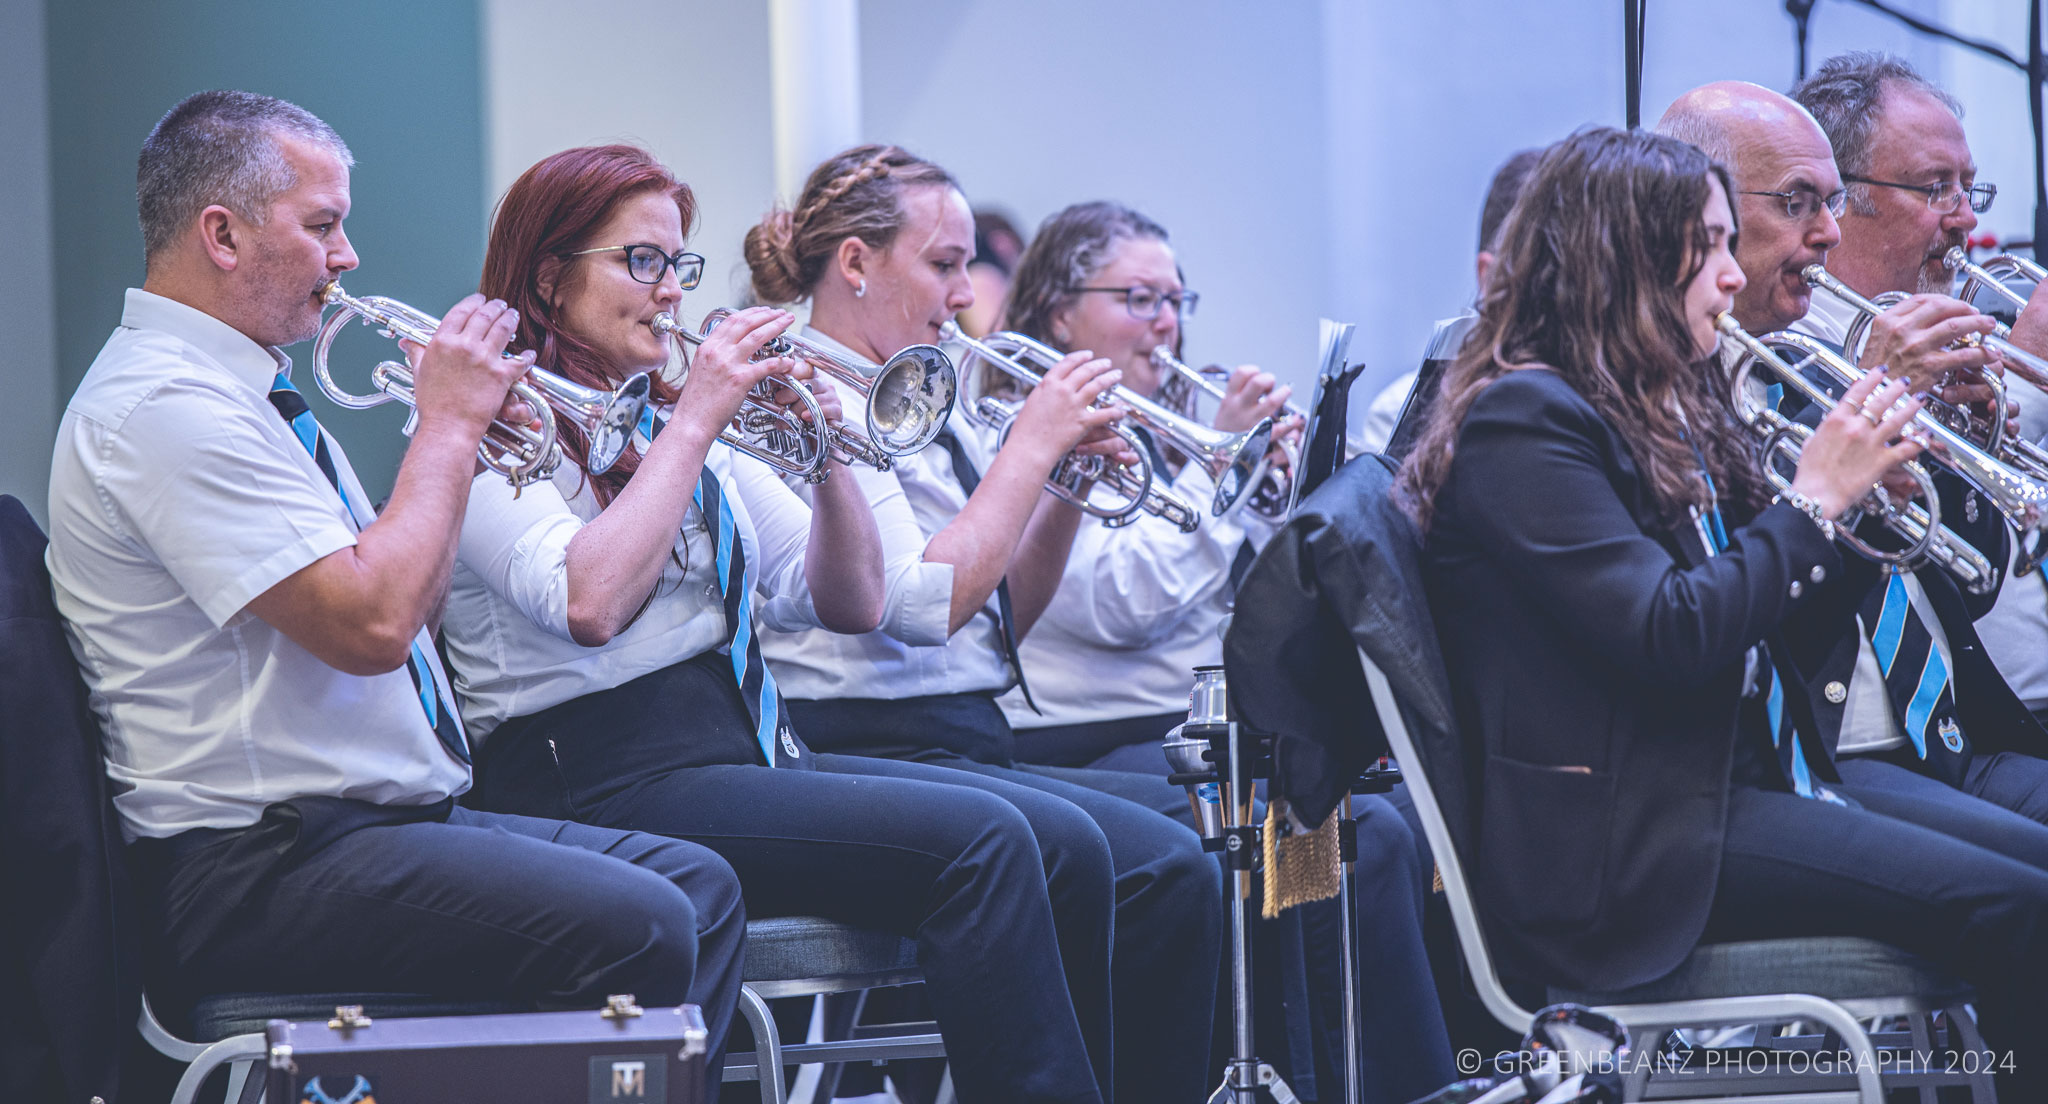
[780,724,800,760]
[1940,717,1965,754]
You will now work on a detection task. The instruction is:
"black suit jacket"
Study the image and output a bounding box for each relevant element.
[1423,371,1849,992]
[0,496,140,1102]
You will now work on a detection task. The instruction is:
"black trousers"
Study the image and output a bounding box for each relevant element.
[132,802,746,1100]
[1838,755,2048,867]
[792,693,1225,1104]
[472,655,1109,1104]
[1702,785,2048,1097]
[1020,715,1458,1104]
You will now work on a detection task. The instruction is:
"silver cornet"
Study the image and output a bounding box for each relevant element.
[649,312,955,482]
[1807,263,2048,484]
[941,322,1201,532]
[312,283,651,491]
[1149,345,1302,520]
[944,323,1275,529]
[1949,247,2046,315]
[1718,313,2008,592]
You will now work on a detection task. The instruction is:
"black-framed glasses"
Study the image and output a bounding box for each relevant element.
[1067,285,1200,320]
[1738,187,1847,221]
[568,244,706,288]
[1843,176,1997,215]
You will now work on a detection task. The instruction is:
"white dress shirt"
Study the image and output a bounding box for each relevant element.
[443,434,826,744]
[47,289,469,840]
[758,327,1013,701]
[998,454,1278,729]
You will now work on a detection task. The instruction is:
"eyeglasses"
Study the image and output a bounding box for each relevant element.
[1842,176,1997,215]
[568,244,706,288]
[1738,187,1847,221]
[1067,285,1200,320]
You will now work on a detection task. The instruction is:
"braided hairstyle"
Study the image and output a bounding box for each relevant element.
[743,144,960,304]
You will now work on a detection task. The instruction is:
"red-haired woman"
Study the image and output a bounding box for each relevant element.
[747,144,1222,1104]
[437,144,1117,1104]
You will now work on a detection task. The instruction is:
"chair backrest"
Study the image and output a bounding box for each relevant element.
[0,495,141,1101]
[1224,456,1535,1037]
[1356,644,1532,1035]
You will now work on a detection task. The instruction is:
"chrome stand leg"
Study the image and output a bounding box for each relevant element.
[1201,721,1297,1104]
[1338,796,1362,1104]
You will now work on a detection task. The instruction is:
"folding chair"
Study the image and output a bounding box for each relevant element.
[726,915,948,1104]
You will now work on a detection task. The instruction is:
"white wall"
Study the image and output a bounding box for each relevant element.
[860,0,1330,403]
[486,0,2043,430]
[1,0,56,524]
[483,0,782,309]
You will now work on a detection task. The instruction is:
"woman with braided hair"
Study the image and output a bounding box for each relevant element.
[437,143,1125,1103]
[749,144,1224,1103]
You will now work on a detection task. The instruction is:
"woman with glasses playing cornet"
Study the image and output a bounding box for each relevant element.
[746,143,1223,1104]
[992,201,1454,1103]
[436,144,1121,1104]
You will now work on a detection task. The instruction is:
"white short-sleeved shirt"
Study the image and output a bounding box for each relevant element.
[757,328,1013,701]
[443,433,824,743]
[996,454,1278,729]
[46,289,470,841]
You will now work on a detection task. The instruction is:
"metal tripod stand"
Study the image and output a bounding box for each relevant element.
[1172,716,1406,1104]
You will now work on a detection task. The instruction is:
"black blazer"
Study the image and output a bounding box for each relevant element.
[1424,370,1849,992]
[0,496,141,1102]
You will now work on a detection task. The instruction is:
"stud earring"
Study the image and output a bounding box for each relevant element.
[855,279,867,299]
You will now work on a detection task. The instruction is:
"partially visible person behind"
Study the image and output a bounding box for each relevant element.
[745,143,1224,1103]
[955,207,1026,339]
[440,143,1118,1103]
[1401,124,2048,1098]
[1361,149,1540,456]
[45,91,745,1095]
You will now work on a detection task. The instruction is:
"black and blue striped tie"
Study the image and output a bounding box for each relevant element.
[693,465,798,766]
[266,372,469,765]
[1865,572,1960,759]
[1697,472,1842,804]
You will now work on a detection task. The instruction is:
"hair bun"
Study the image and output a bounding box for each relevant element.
[744,206,804,305]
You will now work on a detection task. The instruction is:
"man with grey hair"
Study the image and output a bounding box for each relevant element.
[1789,52,2019,395]
[44,90,744,1084]
[1790,54,2048,821]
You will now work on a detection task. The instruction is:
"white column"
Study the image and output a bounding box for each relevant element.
[769,0,863,201]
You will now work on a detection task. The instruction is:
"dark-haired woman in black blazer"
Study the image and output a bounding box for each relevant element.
[1398,126,2048,1096]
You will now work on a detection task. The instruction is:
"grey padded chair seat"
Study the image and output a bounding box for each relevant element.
[741,914,922,997]
[189,993,533,1041]
[1550,936,1974,1017]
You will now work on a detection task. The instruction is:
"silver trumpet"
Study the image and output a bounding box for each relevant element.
[939,322,1197,532]
[1718,313,2005,591]
[1949,246,2047,315]
[649,312,954,482]
[1150,345,1302,520]
[1808,262,2048,483]
[312,282,651,491]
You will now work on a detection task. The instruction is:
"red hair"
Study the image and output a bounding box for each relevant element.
[482,144,696,507]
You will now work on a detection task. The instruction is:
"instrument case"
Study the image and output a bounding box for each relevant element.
[263,997,706,1103]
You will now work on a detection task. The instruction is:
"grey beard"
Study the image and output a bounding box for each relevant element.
[1916,261,1955,296]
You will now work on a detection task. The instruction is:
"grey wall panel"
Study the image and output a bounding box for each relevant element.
[45,0,486,501]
